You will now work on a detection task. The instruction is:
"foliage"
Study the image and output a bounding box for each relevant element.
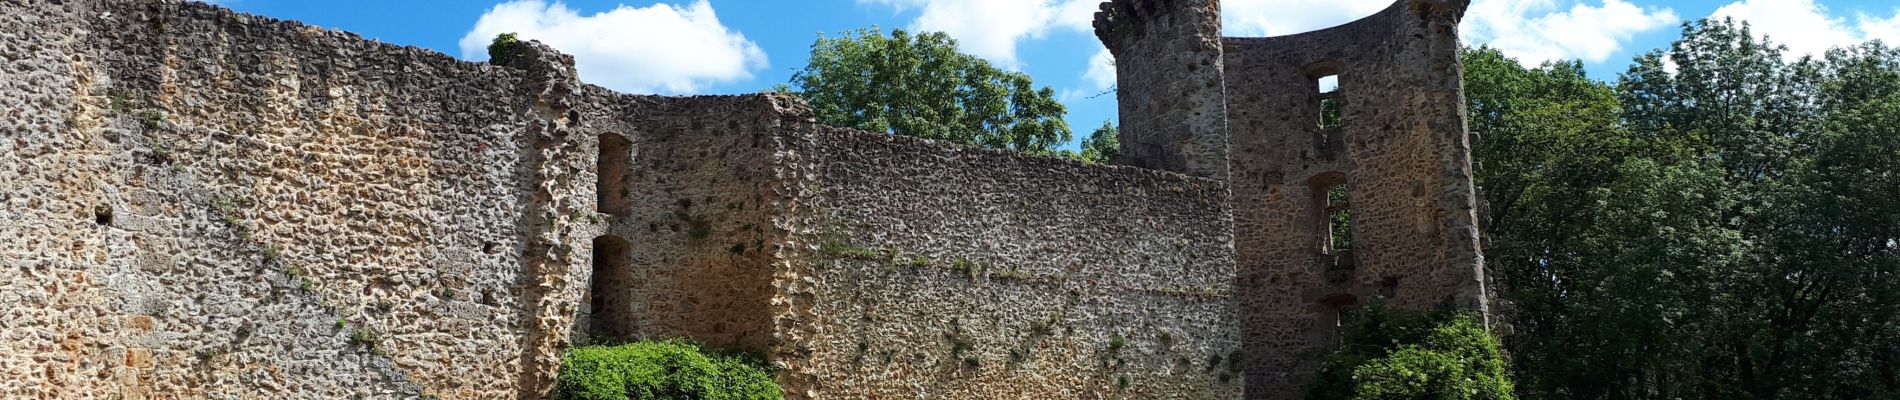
[1468,18,1900,399]
[1307,306,1514,400]
[488,32,520,65]
[1077,121,1120,163]
[1326,185,1353,251]
[555,339,781,400]
[784,27,1071,153]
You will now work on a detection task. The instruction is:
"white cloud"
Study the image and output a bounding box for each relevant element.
[1862,11,1900,45]
[1464,0,1679,66]
[457,0,766,95]
[1083,47,1116,90]
[859,0,1098,68]
[1052,0,1102,31]
[1711,0,1900,58]
[1221,0,1391,36]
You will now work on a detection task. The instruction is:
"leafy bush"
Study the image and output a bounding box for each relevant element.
[1307,305,1513,400]
[488,32,520,66]
[555,339,782,400]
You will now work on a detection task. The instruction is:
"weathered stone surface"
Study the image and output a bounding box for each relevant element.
[3,0,1483,399]
[2,0,545,398]
[773,125,1241,399]
[1222,1,1487,396]
[1095,0,1232,181]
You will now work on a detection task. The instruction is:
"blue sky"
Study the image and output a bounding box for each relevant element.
[209,0,1900,151]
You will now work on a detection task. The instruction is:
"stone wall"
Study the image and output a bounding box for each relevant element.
[578,93,802,354]
[3,2,1252,399]
[0,1,589,398]
[771,125,1243,399]
[1219,0,1485,397]
[1093,0,1231,180]
[5,0,1488,398]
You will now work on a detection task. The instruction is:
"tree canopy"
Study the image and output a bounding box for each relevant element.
[1308,306,1515,400]
[1467,18,1900,399]
[1077,121,1120,163]
[783,27,1071,153]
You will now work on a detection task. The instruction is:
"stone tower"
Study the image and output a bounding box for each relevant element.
[1093,0,1231,180]
[1099,0,1487,398]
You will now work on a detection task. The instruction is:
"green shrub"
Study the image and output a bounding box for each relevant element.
[556,339,782,400]
[1306,305,1513,400]
[488,33,521,65]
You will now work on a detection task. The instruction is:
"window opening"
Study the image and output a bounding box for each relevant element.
[588,235,634,339]
[1326,183,1352,252]
[1317,294,1358,346]
[597,133,632,216]
[1317,74,1340,94]
[1316,73,1342,130]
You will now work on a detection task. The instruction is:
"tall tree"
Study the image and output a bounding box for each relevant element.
[1472,19,1900,399]
[784,27,1071,153]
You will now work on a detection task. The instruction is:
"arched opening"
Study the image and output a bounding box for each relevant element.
[588,235,635,340]
[597,133,633,216]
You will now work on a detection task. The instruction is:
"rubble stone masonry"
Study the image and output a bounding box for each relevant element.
[2,0,1483,398]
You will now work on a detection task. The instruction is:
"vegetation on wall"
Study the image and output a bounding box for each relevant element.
[1467,18,1900,399]
[1306,306,1513,400]
[487,32,521,65]
[780,27,1071,154]
[555,340,781,400]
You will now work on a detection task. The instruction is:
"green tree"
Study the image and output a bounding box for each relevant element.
[1308,305,1514,400]
[1469,19,1900,399]
[1078,121,1119,163]
[1735,41,1900,399]
[784,27,1071,153]
[1466,42,1746,398]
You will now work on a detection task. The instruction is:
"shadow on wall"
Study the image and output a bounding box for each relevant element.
[598,133,633,217]
[588,235,635,340]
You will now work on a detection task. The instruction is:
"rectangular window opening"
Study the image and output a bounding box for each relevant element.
[1317,74,1340,94]
[589,235,635,340]
[598,133,633,216]
[1326,184,1352,252]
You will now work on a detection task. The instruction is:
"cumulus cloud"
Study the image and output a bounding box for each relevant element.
[1863,11,1900,45]
[1083,47,1116,90]
[1463,0,1679,66]
[858,0,1098,68]
[457,0,766,95]
[1712,0,1900,58]
[1221,0,1391,37]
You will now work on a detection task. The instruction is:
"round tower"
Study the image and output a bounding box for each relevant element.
[1093,0,1230,181]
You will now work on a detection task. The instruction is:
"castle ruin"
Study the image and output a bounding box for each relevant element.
[0,0,1483,398]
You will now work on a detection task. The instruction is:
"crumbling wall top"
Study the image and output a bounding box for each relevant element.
[1092,0,1219,56]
